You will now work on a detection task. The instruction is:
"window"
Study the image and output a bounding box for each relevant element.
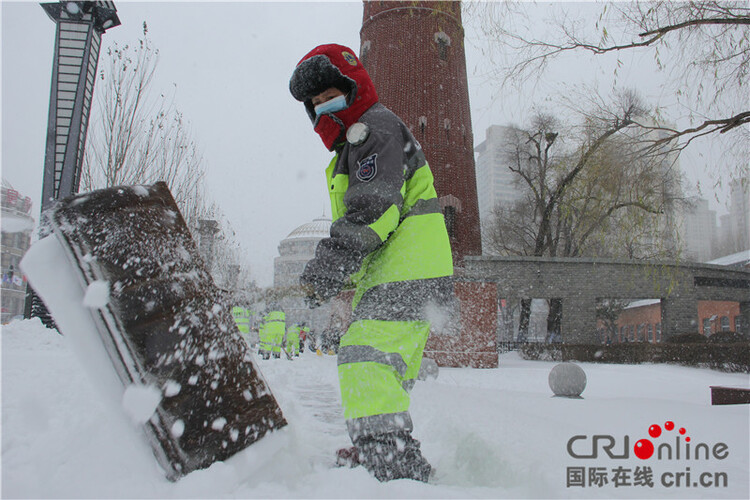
[629,325,635,342]
[703,318,711,336]
[418,116,427,135]
[720,316,731,332]
[735,316,742,334]
[656,323,662,342]
[434,31,451,60]
[647,324,653,342]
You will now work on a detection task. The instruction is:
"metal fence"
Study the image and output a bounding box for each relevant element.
[497,341,540,353]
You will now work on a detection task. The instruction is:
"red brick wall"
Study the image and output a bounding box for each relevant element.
[611,300,742,342]
[616,303,663,342]
[425,281,498,368]
[361,0,482,263]
[697,301,741,335]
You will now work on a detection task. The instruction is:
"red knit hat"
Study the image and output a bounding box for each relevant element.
[290,44,378,151]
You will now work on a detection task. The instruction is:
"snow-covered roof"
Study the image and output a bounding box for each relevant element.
[284,216,331,240]
[624,298,660,309]
[705,250,750,267]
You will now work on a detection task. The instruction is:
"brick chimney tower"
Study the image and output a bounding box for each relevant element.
[360,0,482,262]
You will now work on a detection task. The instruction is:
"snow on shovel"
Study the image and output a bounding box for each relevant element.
[21,182,286,481]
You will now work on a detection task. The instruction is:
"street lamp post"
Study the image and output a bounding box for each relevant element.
[26,1,120,322]
[39,0,120,214]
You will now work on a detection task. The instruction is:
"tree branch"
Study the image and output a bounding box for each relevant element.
[639,16,750,38]
[643,111,750,150]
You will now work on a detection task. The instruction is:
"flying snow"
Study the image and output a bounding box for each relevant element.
[122,384,162,425]
[131,185,150,197]
[82,280,110,308]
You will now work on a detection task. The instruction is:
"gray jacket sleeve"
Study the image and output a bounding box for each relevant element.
[302,115,406,292]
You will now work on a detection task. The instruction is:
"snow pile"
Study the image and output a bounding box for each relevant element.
[2,317,748,499]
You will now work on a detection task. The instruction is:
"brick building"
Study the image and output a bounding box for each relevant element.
[604,252,750,342]
[609,299,743,343]
[360,0,481,262]
[611,299,664,343]
[355,1,495,366]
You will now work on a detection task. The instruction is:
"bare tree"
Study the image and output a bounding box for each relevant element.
[81,23,209,227]
[471,1,749,183]
[487,91,664,257]
[81,24,252,288]
[483,91,685,339]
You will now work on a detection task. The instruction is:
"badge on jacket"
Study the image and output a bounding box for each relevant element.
[356,154,378,182]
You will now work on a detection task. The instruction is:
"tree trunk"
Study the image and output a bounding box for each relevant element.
[517,298,532,341]
[546,298,563,341]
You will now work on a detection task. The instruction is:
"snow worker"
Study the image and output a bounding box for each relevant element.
[289,44,453,483]
[264,309,286,359]
[286,323,301,357]
[257,312,274,360]
[231,306,250,343]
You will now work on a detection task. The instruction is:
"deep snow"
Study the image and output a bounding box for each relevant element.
[3,233,749,498]
[2,317,748,499]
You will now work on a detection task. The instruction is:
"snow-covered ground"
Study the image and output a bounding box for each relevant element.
[4,230,749,498]
[2,317,748,499]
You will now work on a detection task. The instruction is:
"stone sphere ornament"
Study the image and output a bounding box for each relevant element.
[417,357,439,381]
[549,362,587,398]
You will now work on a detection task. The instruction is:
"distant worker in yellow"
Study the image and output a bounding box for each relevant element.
[257,312,274,360]
[231,306,250,344]
[286,323,301,357]
[264,309,286,359]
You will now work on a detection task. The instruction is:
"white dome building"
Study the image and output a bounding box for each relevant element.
[273,216,332,339]
[274,216,331,288]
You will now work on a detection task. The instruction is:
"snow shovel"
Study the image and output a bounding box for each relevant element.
[39,182,287,481]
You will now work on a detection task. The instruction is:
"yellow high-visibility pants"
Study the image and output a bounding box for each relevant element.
[337,319,429,441]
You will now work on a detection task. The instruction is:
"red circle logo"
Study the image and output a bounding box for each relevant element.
[634,439,654,459]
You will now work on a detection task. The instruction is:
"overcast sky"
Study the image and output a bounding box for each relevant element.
[1,1,734,286]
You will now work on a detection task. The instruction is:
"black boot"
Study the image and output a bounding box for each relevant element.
[355,432,432,482]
